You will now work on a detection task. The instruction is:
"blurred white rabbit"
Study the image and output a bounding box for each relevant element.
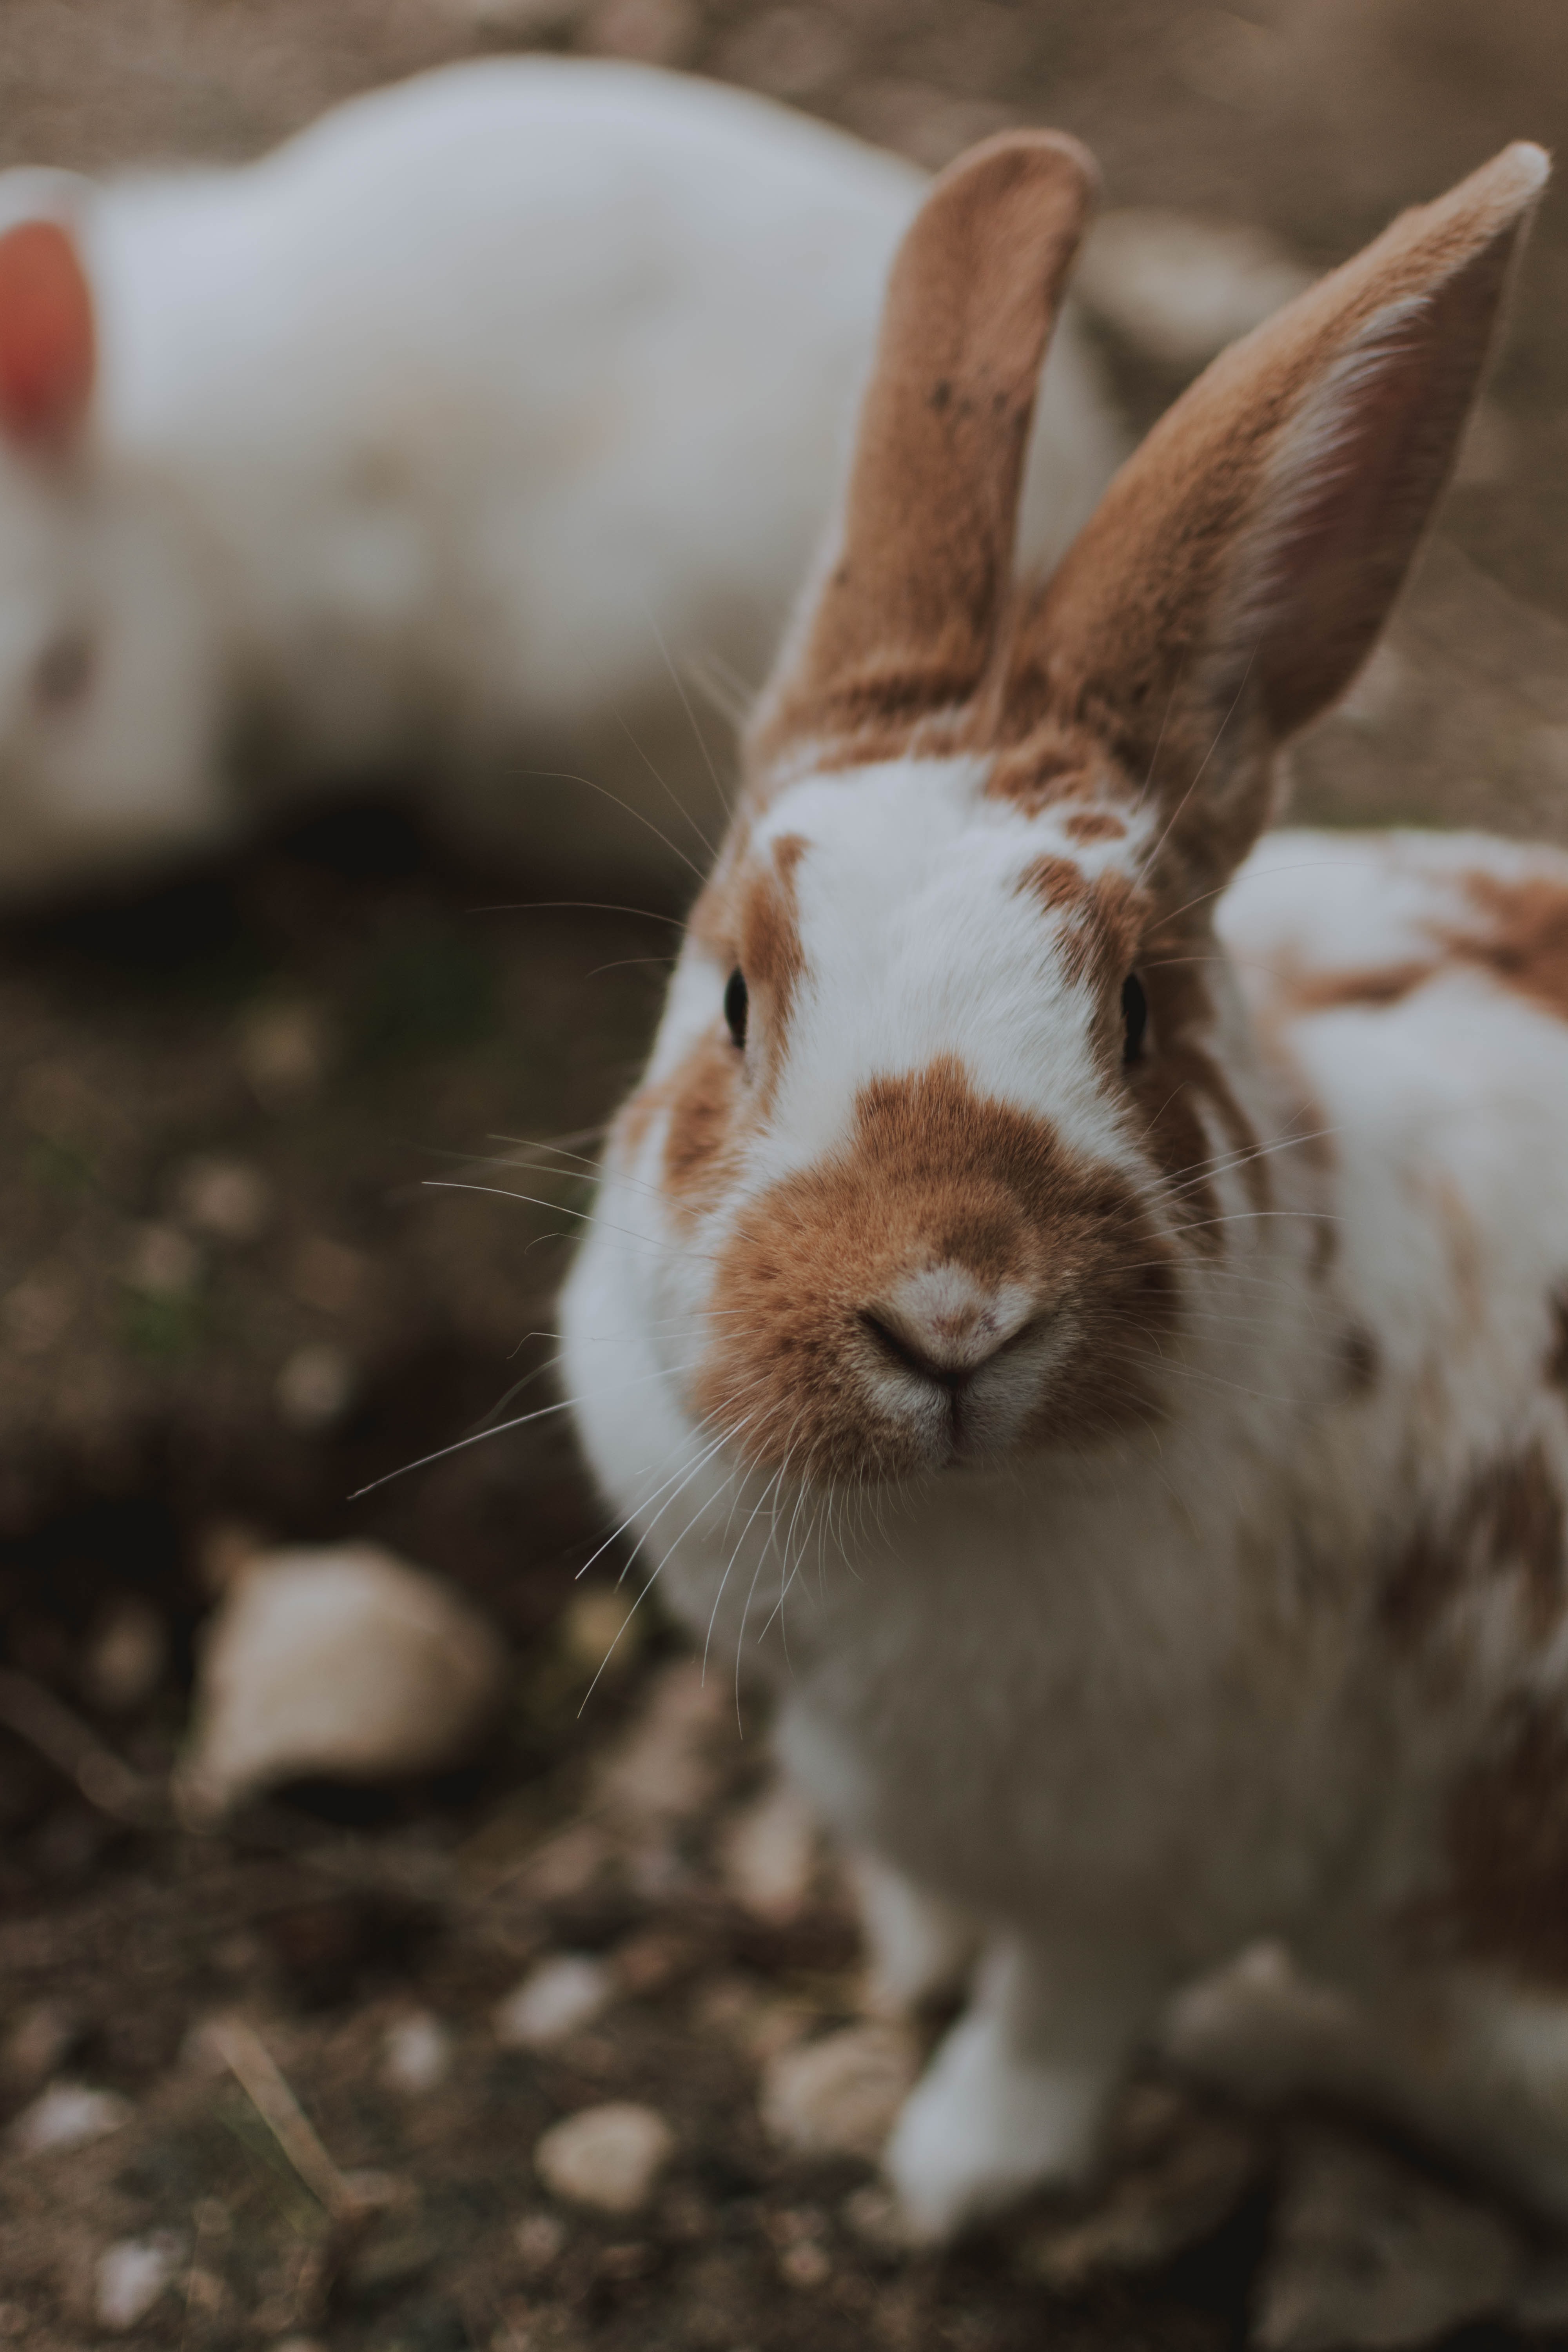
[0,58,1124,898]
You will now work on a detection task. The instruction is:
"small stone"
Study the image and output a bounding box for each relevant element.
[96,2235,182,2330]
[10,2081,132,2153]
[719,1778,818,1924]
[760,2023,918,2162]
[382,2011,453,2094]
[178,1540,507,1815]
[1076,209,1313,372]
[274,1342,356,1433]
[513,2210,567,2277]
[125,1223,200,1297]
[595,1661,726,1827]
[1255,2127,1521,2352]
[81,1597,166,1713]
[535,2103,674,2215]
[238,1001,330,1109]
[174,1156,273,1244]
[494,1955,613,2049]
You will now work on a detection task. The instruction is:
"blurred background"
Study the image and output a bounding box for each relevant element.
[2,3,1568,2345]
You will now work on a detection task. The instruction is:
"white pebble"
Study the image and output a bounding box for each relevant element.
[535,2103,674,2214]
[382,2011,453,2094]
[10,2081,132,2154]
[178,1541,507,1816]
[96,2235,182,2330]
[494,1955,613,2050]
[719,1778,818,1923]
[760,2024,917,2162]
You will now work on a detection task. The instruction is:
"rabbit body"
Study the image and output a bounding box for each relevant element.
[562,132,1568,2236]
[0,59,1121,896]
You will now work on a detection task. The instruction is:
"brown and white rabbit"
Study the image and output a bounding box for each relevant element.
[560,130,1568,2238]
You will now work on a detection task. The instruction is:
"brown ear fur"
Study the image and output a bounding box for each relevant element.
[1004,143,1547,856]
[0,220,94,454]
[752,130,1098,768]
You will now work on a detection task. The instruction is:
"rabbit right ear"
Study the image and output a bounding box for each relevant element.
[751,129,1098,771]
[1006,142,1548,880]
[0,220,95,454]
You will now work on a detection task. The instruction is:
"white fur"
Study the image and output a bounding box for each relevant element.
[0,60,1123,897]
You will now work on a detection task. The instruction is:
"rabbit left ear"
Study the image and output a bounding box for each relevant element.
[1005,142,1547,868]
[751,129,1098,769]
[0,220,95,454]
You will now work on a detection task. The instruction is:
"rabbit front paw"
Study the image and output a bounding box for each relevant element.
[883,2004,1116,2241]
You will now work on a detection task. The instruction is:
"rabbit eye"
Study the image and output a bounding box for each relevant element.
[724,968,749,1051]
[33,626,94,711]
[1121,971,1149,1065]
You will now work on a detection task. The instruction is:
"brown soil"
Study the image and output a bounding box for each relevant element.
[3,3,1568,2347]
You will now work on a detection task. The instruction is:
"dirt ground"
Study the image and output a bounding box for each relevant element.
[5,1,1568,2346]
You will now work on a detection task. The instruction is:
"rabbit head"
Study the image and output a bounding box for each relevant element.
[0,188,225,890]
[584,132,1546,1490]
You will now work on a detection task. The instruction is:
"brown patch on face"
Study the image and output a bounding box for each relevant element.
[1131,932,1267,1243]
[1433,1705,1568,1987]
[1548,1289,1568,1394]
[1063,810,1127,844]
[1382,1440,1565,1646]
[691,1056,1178,1483]
[1018,858,1145,1000]
[735,832,808,1099]
[1455,872,1568,1023]
[661,1030,744,1222]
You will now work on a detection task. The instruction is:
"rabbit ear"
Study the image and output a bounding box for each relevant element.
[0,220,95,454]
[752,129,1098,767]
[1007,142,1548,859]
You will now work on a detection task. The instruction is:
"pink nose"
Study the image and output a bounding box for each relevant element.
[859,1262,1036,1390]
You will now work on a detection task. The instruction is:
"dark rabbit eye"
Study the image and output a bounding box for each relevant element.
[33,626,94,710]
[1121,971,1149,1065]
[724,967,748,1050]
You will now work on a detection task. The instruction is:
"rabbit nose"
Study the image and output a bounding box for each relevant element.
[860,1263,1036,1391]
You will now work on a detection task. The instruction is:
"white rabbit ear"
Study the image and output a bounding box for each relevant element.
[751,129,1098,769]
[0,219,95,454]
[1007,142,1547,861]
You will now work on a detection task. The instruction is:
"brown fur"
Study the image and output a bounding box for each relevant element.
[661,1032,744,1222]
[691,1056,1178,1482]
[1290,961,1436,1014]
[751,132,1098,771]
[1456,871,1568,1023]
[1436,1706,1568,1986]
[1063,810,1129,845]
[1001,146,1545,902]
[1133,936,1267,1241]
[1382,1442,1565,1646]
